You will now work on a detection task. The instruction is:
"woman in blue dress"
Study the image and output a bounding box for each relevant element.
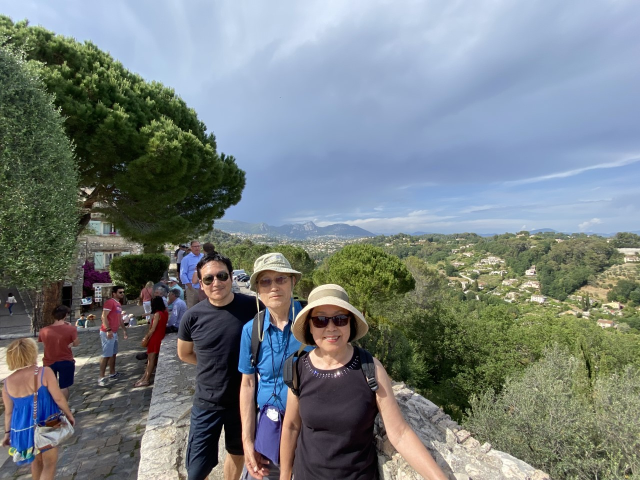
[2,338,75,480]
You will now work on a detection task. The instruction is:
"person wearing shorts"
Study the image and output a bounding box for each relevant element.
[99,285,129,387]
[38,305,79,399]
[177,253,261,480]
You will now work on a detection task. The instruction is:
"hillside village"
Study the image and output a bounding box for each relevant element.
[359,231,640,332]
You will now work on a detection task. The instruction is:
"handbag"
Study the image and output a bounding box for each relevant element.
[32,368,74,450]
[4,302,8,308]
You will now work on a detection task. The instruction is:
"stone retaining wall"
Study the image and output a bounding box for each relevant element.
[139,337,549,480]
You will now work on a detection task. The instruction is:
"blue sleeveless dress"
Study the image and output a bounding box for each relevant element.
[6,368,61,465]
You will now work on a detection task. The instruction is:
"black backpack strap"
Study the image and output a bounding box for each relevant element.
[283,347,308,397]
[356,346,378,392]
[250,310,266,409]
[250,310,266,368]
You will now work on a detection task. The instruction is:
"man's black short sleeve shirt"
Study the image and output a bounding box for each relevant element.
[178,294,259,411]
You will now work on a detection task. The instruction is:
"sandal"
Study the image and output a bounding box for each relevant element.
[133,380,150,388]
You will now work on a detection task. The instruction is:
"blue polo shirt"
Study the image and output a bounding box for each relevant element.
[238,303,308,410]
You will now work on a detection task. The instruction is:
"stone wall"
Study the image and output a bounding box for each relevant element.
[139,338,549,480]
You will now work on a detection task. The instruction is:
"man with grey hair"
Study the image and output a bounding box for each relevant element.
[154,282,170,308]
[166,287,187,333]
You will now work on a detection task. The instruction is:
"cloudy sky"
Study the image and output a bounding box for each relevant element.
[4,0,640,234]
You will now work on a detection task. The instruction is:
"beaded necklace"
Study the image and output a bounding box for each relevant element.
[304,350,360,379]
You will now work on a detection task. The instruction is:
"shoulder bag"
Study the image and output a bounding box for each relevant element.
[33,368,74,450]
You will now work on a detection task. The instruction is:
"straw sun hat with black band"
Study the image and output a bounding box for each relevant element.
[292,284,368,345]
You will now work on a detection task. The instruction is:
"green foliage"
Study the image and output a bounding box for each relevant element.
[221,241,270,273]
[607,279,640,303]
[610,232,640,248]
[201,228,245,248]
[313,244,415,314]
[537,238,619,300]
[0,17,246,247]
[466,346,640,479]
[444,262,456,277]
[109,254,170,298]
[0,45,78,288]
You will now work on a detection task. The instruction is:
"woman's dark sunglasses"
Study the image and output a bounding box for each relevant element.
[258,275,290,288]
[202,272,230,285]
[310,314,351,328]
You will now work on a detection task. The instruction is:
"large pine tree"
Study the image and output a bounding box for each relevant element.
[0,16,246,250]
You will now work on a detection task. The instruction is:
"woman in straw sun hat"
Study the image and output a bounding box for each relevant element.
[279,284,448,480]
[238,253,308,480]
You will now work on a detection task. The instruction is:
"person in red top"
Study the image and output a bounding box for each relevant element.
[38,305,79,400]
[134,296,168,387]
[99,285,129,387]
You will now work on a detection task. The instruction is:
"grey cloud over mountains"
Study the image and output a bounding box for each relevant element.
[5,0,640,233]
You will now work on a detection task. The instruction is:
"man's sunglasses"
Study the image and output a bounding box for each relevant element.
[309,314,351,328]
[202,272,230,285]
[258,275,290,288]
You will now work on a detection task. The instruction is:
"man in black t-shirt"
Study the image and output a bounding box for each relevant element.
[178,253,261,480]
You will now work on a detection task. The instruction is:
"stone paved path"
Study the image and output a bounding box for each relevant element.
[0,326,153,479]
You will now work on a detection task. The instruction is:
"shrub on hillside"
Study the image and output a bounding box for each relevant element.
[110,254,170,298]
[465,345,640,479]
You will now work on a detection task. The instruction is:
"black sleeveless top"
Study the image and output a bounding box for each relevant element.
[292,348,378,480]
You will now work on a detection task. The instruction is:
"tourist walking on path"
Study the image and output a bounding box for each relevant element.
[177,252,261,480]
[37,305,79,400]
[5,293,17,316]
[139,281,154,321]
[134,296,168,388]
[166,287,187,334]
[2,338,75,479]
[239,253,305,480]
[98,285,129,387]
[180,240,204,308]
[279,284,448,480]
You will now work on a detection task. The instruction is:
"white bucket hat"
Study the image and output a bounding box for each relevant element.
[249,253,302,291]
[292,284,368,344]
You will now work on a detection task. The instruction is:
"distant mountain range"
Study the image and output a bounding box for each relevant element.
[215,220,375,239]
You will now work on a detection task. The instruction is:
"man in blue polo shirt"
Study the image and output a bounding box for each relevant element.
[180,240,203,308]
[238,253,308,480]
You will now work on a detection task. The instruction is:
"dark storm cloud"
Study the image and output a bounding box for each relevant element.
[4,0,640,232]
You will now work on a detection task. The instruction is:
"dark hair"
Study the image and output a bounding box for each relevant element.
[303,313,357,346]
[169,287,181,297]
[52,305,70,320]
[8,292,13,296]
[196,253,233,280]
[111,285,125,296]
[150,296,166,313]
[203,242,216,254]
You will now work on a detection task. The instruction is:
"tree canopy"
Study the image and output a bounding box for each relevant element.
[0,17,246,248]
[0,45,78,288]
[313,244,415,314]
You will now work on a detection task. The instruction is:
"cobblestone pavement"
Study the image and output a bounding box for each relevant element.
[0,326,153,479]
